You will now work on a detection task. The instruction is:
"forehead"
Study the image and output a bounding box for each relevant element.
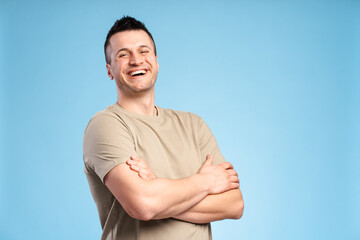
[109,30,155,52]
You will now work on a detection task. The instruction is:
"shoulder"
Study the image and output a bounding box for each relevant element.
[83,106,136,169]
[159,107,203,123]
[84,105,133,139]
[86,105,129,127]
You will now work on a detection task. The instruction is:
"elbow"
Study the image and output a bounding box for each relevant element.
[127,205,156,221]
[232,198,244,220]
[131,211,154,221]
[124,197,157,221]
[127,207,155,221]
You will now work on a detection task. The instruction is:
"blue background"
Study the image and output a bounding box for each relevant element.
[1,0,359,239]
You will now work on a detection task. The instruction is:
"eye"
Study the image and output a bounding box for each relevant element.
[119,53,127,57]
[140,49,149,54]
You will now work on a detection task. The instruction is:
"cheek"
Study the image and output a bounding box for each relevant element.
[145,56,158,70]
[117,63,127,75]
[145,56,155,63]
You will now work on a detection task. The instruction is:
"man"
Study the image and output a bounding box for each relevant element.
[83,16,244,240]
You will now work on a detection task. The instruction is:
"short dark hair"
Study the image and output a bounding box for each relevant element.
[104,16,157,64]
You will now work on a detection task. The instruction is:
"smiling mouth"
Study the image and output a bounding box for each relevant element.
[129,70,147,77]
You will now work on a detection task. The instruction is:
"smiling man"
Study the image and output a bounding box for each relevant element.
[83,16,244,240]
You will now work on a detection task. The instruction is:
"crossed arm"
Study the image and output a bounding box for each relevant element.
[105,154,244,223]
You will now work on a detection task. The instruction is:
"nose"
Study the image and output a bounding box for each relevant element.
[129,53,143,65]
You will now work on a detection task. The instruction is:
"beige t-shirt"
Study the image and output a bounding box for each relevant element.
[83,104,225,240]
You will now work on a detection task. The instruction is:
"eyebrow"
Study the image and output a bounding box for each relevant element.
[115,45,152,56]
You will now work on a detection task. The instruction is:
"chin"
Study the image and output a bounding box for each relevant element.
[126,85,154,94]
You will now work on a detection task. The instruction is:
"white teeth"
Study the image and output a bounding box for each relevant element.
[129,70,146,76]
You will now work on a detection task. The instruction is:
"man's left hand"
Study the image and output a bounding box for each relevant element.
[126,155,157,180]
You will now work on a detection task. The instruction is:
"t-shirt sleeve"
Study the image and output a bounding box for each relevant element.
[83,112,136,182]
[196,115,226,165]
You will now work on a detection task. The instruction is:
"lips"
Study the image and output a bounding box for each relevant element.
[128,69,147,77]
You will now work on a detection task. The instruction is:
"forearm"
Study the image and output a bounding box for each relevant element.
[141,174,211,220]
[173,189,244,223]
[119,155,240,221]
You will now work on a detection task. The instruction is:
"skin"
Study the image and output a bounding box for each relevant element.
[127,155,244,223]
[104,29,244,222]
[106,30,159,116]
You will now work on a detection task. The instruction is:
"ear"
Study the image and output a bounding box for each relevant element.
[106,64,114,80]
[155,55,159,72]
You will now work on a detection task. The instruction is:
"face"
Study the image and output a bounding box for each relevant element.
[106,30,159,96]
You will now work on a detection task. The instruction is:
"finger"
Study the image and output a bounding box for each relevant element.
[132,156,144,164]
[127,159,135,165]
[139,169,155,180]
[133,157,150,169]
[203,154,213,166]
[129,157,146,167]
[127,160,141,172]
[145,169,156,179]
[226,169,238,176]
[130,164,140,171]
[230,182,240,189]
[140,168,151,177]
[133,156,144,163]
[219,161,233,169]
[229,175,239,183]
[134,160,151,173]
[139,171,149,180]
[138,161,148,169]
[127,158,139,169]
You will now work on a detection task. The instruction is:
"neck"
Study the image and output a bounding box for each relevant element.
[116,89,157,116]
